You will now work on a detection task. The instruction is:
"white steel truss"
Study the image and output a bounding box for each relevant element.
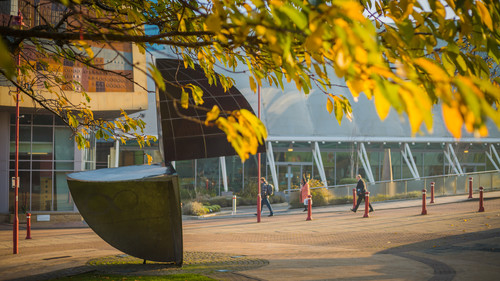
[486,144,500,170]
[443,143,464,175]
[220,156,228,192]
[402,143,420,180]
[312,142,328,187]
[358,143,375,183]
[266,141,279,192]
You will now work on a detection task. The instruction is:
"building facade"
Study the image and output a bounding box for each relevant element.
[0,0,148,221]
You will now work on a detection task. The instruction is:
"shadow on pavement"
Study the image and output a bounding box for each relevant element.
[377,228,500,281]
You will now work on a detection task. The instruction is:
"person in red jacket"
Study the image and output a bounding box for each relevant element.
[300,174,311,211]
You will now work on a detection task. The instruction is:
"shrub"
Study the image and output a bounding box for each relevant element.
[182,201,221,216]
[182,201,206,216]
[310,188,331,207]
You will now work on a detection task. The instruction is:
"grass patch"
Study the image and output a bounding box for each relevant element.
[53,272,215,280]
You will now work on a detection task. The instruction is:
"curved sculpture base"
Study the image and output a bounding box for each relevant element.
[67,164,182,264]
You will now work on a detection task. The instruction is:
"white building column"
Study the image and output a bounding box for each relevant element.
[358,143,375,183]
[486,144,500,170]
[444,143,464,175]
[313,142,328,187]
[402,143,420,180]
[220,156,228,192]
[266,141,279,191]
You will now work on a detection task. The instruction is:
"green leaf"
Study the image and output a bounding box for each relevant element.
[0,36,15,79]
[148,63,165,91]
[280,5,307,30]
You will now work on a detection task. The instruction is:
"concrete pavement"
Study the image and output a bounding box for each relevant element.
[1,191,500,280]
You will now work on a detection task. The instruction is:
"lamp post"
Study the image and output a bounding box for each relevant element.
[13,9,24,255]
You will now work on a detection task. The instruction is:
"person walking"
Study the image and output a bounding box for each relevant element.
[351,174,374,213]
[260,177,274,216]
[300,174,311,211]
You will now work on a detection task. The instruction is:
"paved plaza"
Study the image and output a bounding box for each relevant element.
[1,192,500,280]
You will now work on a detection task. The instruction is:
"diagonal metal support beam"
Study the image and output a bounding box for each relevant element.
[266,141,279,192]
[402,143,420,180]
[220,156,228,192]
[313,142,328,187]
[358,143,375,183]
[486,144,500,170]
[443,143,464,175]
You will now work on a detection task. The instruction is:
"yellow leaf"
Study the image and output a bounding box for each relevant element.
[304,52,311,68]
[205,105,220,126]
[476,1,493,31]
[477,125,488,137]
[205,14,221,32]
[77,40,94,58]
[374,87,391,120]
[346,79,364,97]
[414,58,449,82]
[442,103,463,138]
[146,154,153,165]
[181,88,189,109]
[305,28,323,52]
[249,76,257,92]
[326,97,333,114]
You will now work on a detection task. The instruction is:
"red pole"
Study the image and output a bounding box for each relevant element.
[25,213,32,239]
[306,195,312,221]
[468,177,473,199]
[256,84,261,223]
[478,186,485,212]
[363,192,370,218]
[12,9,24,255]
[430,182,435,204]
[421,189,427,215]
[352,188,356,210]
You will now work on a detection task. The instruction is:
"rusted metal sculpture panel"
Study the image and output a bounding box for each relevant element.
[67,164,182,264]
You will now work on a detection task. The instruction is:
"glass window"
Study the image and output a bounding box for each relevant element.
[336,152,357,184]
[33,126,53,142]
[31,170,53,211]
[54,172,73,211]
[55,127,74,160]
[55,162,74,170]
[10,125,31,142]
[33,115,53,125]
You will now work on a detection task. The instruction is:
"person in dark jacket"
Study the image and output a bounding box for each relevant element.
[259,177,274,216]
[351,174,374,213]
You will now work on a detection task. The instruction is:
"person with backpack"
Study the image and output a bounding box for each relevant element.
[259,177,274,217]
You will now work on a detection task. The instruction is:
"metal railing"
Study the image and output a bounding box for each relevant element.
[286,170,500,201]
[327,170,500,199]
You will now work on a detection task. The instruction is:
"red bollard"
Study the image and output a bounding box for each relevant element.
[352,188,357,210]
[468,177,473,199]
[430,182,435,204]
[306,195,312,221]
[257,193,261,223]
[421,189,427,215]
[478,186,485,212]
[25,213,32,240]
[363,192,370,218]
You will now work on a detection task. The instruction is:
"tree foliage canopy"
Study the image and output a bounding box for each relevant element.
[1,0,499,161]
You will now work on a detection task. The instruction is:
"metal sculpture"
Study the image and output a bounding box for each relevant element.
[67,59,264,264]
[67,163,182,264]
